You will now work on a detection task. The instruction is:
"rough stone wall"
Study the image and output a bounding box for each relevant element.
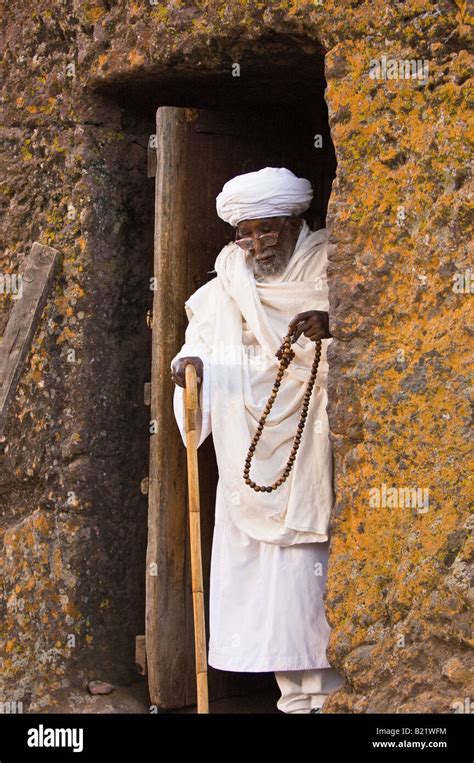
[1,0,472,711]
[1,4,154,708]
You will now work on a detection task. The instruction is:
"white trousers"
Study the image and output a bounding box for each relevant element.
[274,667,343,713]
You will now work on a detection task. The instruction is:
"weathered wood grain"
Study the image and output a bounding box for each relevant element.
[0,243,60,437]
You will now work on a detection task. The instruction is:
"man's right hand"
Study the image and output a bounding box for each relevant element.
[171,356,203,388]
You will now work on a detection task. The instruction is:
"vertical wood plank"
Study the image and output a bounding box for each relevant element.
[0,243,60,436]
[146,108,190,709]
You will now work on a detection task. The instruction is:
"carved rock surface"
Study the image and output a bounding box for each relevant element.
[1,1,471,712]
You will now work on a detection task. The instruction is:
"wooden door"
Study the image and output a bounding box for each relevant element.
[145,105,334,709]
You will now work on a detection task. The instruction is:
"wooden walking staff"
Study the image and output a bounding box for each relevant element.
[183,362,209,714]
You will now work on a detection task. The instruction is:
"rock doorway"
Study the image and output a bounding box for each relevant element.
[132,36,337,713]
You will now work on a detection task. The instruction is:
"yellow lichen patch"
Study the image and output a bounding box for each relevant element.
[56,327,76,345]
[128,49,145,67]
[150,3,169,23]
[21,144,33,162]
[51,136,66,154]
[84,5,105,23]
[52,547,62,579]
[128,1,143,17]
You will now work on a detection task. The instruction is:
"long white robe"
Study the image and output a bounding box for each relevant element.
[171,222,335,671]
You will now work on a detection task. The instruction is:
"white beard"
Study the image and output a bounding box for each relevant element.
[250,247,294,281]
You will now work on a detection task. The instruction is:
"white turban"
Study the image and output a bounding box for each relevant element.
[215,167,313,227]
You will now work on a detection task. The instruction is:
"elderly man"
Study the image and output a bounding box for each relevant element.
[170,167,343,713]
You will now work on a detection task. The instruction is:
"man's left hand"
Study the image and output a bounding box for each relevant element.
[288,310,332,342]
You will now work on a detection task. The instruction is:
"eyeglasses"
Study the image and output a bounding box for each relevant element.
[234,231,281,251]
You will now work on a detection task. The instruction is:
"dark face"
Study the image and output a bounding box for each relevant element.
[235,215,303,279]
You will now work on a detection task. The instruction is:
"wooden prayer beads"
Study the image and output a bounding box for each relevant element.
[243,327,322,492]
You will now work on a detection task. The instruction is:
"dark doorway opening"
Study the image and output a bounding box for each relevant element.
[93,34,336,713]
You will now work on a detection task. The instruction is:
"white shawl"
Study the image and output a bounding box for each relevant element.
[171,221,334,546]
